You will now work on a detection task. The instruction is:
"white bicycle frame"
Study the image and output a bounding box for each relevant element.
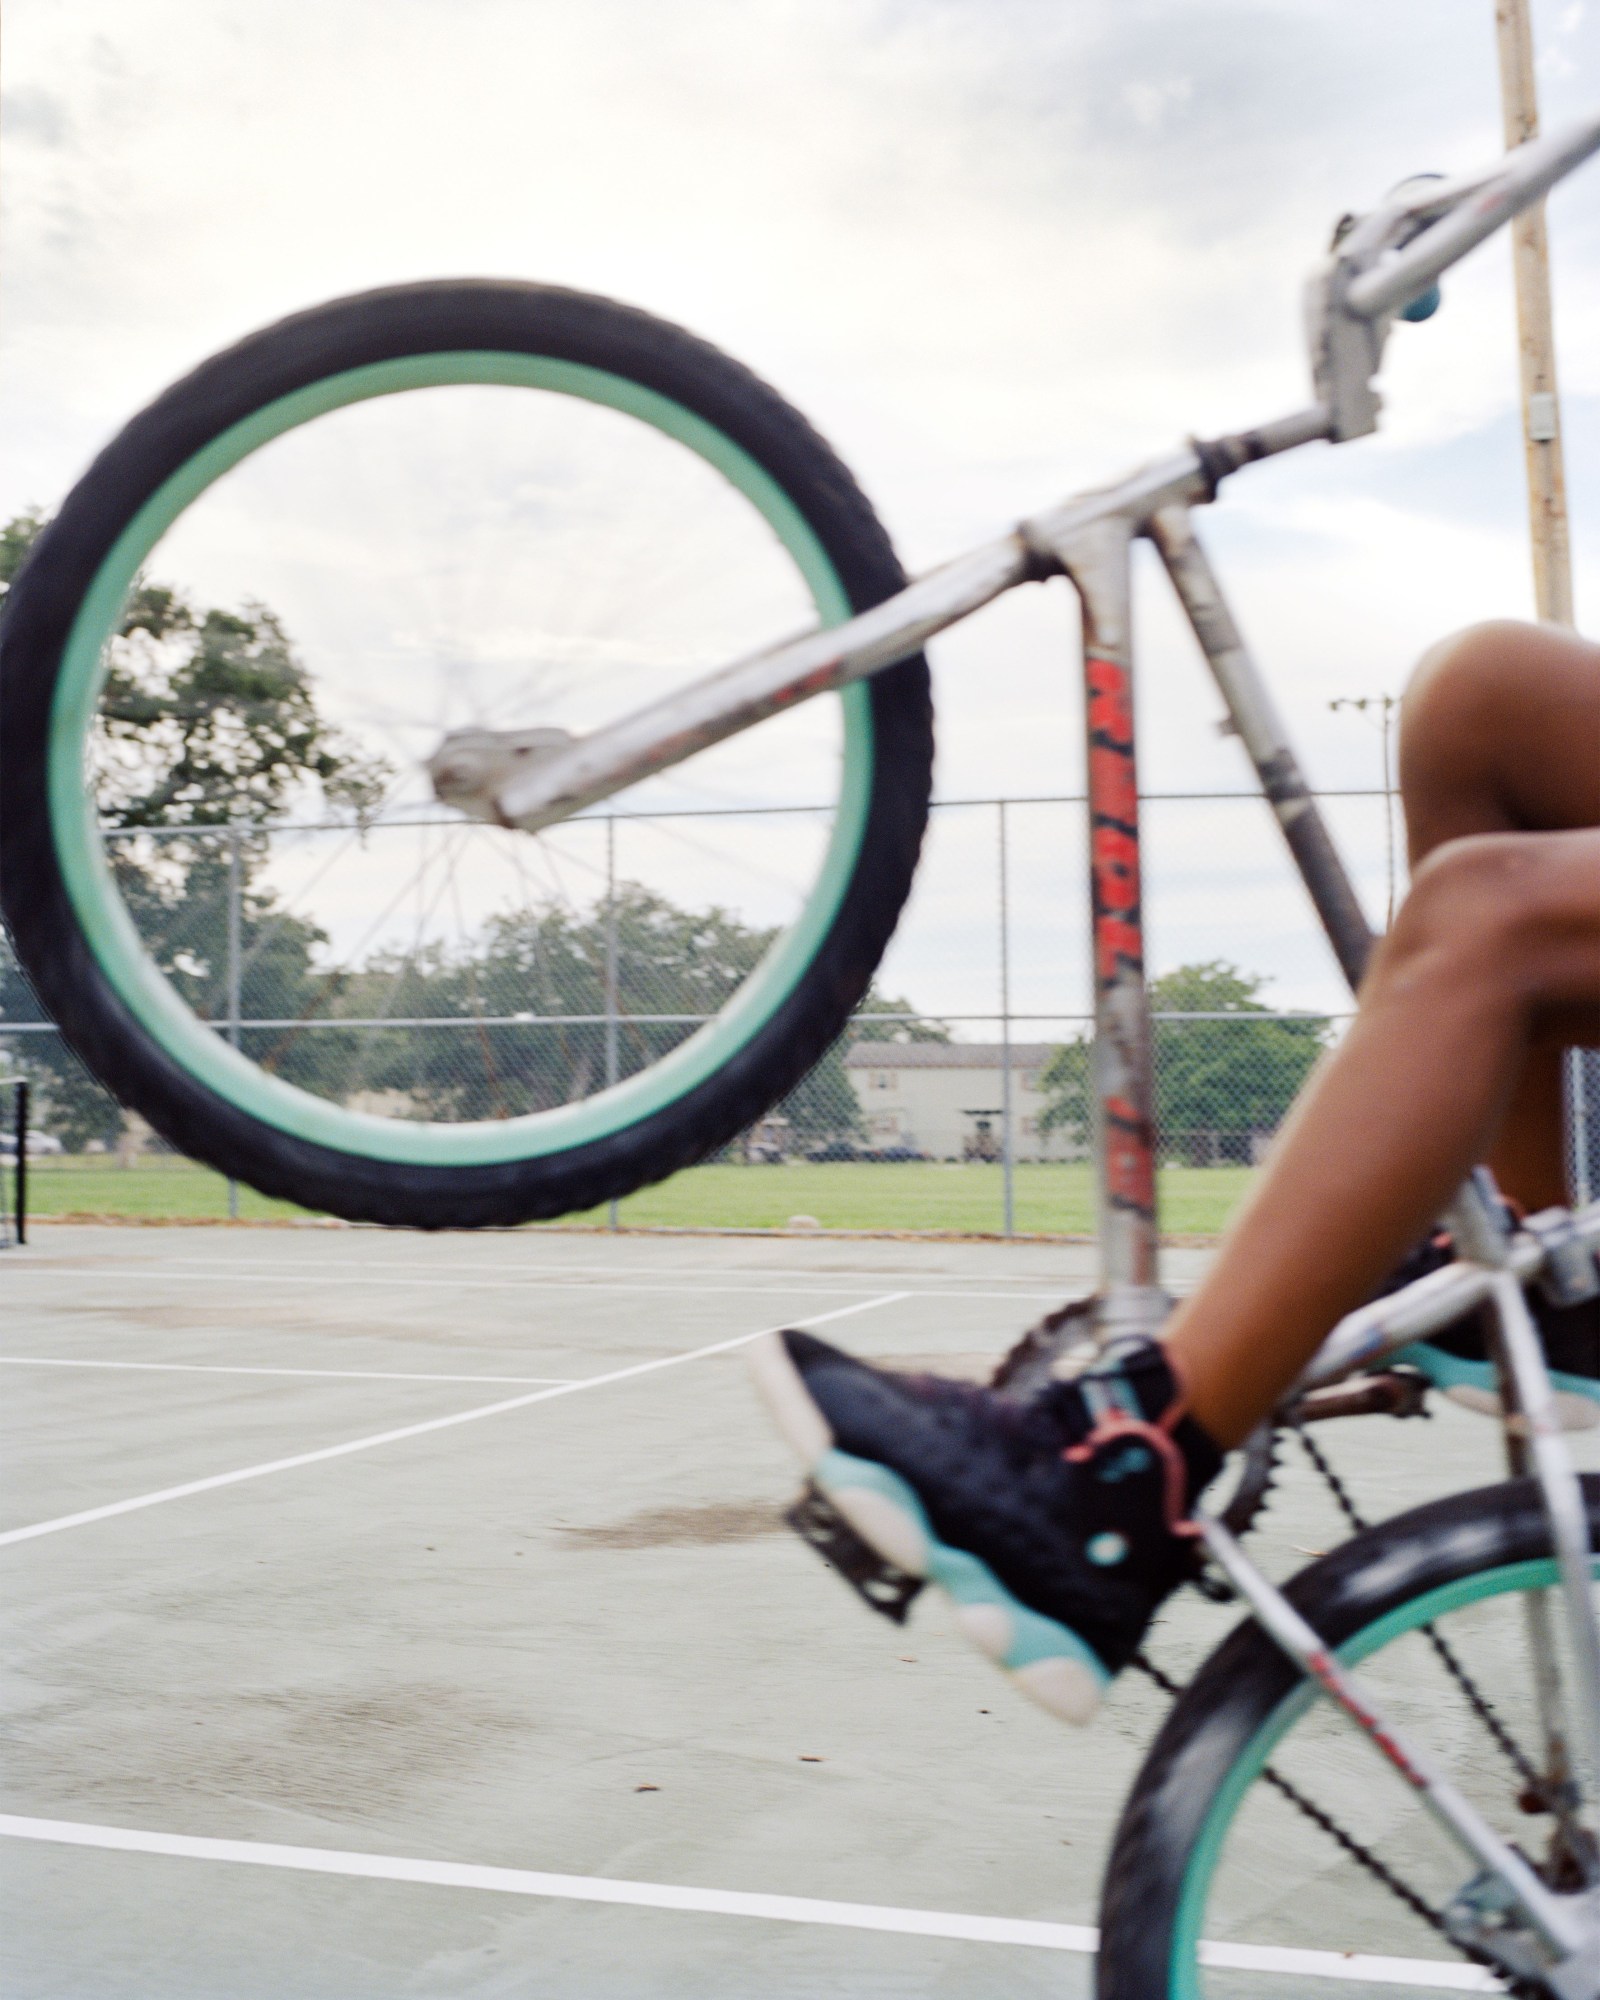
[435,112,1600,1985]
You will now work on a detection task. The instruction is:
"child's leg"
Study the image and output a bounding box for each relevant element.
[1164,622,1600,1448]
[751,623,1596,1722]
[1401,620,1600,1209]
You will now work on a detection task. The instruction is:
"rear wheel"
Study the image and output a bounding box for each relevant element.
[1100,1477,1600,1997]
[0,282,932,1226]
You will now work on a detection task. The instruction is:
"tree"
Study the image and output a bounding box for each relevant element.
[0,510,389,1145]
[1038,962,1326,1165]
[849,995,950,1046]
[315,884,935,1150]
[1037,1035,1093,1146]
[97,591,387,830]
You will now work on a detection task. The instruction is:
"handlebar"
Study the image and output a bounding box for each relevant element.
[1307,106,1600,440]
[1348,110,1600,318]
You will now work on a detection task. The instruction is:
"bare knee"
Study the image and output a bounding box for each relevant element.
[1401,622,1542,769]
[1379,828,1600,1029]
[1405,619,1546,705]
[1378,831,1543,999]
[1399,622,1600,854]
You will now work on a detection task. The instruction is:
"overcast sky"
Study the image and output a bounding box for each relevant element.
[3,0,1596,1014]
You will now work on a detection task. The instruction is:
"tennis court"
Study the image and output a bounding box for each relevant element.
[3,1223,1594,1997]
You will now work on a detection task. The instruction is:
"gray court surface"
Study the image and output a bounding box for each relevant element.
[3,1225,1595,1998]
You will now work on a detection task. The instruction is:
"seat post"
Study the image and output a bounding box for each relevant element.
[1059,517,1163,1331]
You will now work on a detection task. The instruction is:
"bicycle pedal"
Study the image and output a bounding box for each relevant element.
[783,1483,926,1626]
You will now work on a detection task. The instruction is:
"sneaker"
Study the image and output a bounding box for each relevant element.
[1378,1230,1600,1429]
[748,1329,1222,1724]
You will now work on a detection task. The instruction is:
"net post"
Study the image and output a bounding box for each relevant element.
[15,1078,28,1247]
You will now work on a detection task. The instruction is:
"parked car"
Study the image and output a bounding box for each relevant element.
[802,1141,929,1163]
[0,1129,65,1159]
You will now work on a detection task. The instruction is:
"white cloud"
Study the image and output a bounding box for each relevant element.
[1121,76,1195,131]
[2,0,1595,1014]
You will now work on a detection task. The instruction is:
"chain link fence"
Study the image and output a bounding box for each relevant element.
[4,789,1595,1235]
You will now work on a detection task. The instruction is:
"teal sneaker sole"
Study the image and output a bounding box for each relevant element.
[748,1332,1111,1723]
[1395,1341,1600,1430]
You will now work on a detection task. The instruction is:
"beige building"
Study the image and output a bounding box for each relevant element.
[843,1042,1080,1162]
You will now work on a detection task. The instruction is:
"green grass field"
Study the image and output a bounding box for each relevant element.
[20,1154,1256,1237]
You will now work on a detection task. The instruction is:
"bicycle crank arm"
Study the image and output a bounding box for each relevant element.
[1197,1516,1598,1983]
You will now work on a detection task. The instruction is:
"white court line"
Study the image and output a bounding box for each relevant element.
[11,1249,1084,1287]
[0,1358,575,1387]
[0,1815,1498,1989]
[0,1294,904,1550]
[5,1260,1070,1305]
[1,1263,882,1302]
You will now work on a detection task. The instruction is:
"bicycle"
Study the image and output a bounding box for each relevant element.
[2,109,1599,1993]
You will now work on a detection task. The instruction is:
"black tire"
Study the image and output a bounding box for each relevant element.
[1098,1475,1600,1996]
[0,283,932,1227]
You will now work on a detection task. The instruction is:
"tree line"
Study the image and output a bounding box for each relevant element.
[1037,961,1327,1164]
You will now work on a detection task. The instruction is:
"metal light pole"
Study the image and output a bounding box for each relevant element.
[605,817,620,1231]
[997,801,1015,1237]
[1494,0,1574,628]
[1329,695,1399,928]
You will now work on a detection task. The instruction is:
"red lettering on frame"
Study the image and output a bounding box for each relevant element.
[1095,915,1144,984]
[1092,824,1140,904]
[1088,742,1138,825]
[1086,655,1133,746]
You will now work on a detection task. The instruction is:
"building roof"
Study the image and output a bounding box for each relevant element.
[843,1041,1057,1070]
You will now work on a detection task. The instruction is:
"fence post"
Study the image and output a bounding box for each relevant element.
[226,826,242,1221]
[1571,1049,1594,1208]
[998,800,1015,1237]
[605,816,620,1231]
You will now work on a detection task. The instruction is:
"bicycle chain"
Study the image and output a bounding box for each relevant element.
[1126,1415,1557,1990]
[1289,1420,1546,1798]
[1131,1651,1514,1981]
[1258,1765,1464,1943]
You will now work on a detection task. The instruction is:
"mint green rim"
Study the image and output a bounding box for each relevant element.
[1170,1549,1595,1995]
[49,353,873,1166]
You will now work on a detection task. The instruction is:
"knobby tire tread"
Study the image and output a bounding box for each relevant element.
[0,283,933,1226]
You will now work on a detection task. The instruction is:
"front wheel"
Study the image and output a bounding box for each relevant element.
[0,283,932,1226]
[1100,1476,1600,1997]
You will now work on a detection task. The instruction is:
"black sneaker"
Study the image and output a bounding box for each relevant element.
[1377,1229,1600,1429]
[748,1329,1221,1724]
